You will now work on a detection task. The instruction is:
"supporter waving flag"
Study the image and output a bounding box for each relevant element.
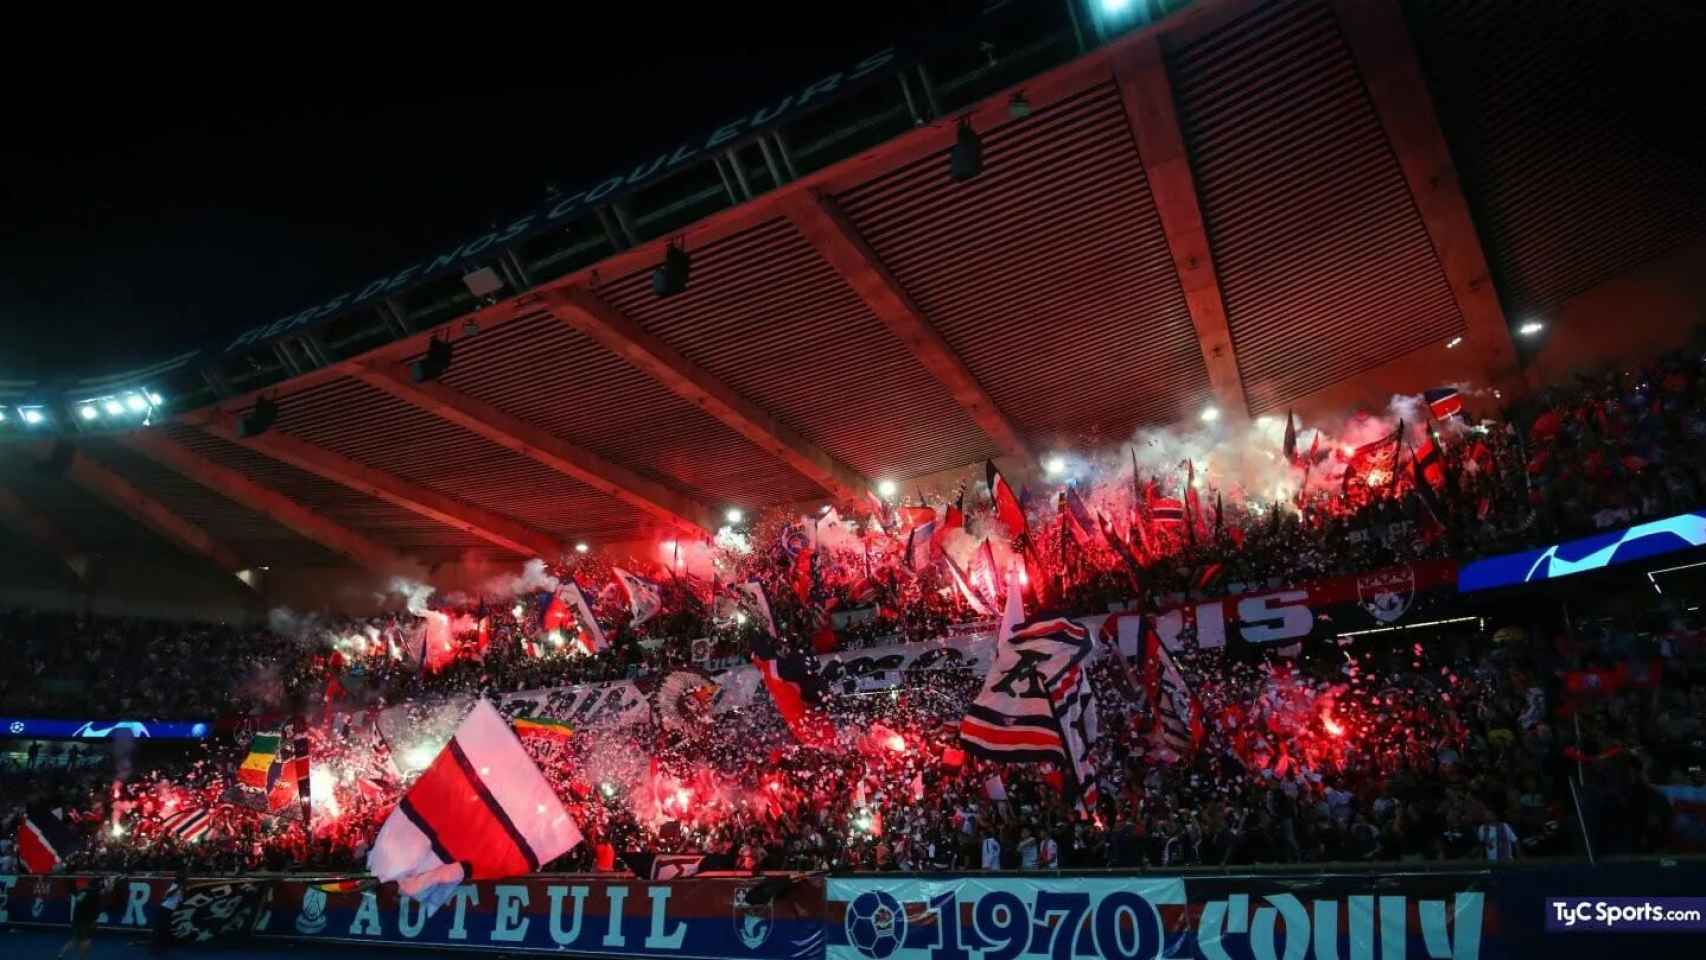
[1142,619,1203,759]
[961,568,1102,812]
[368,699,582,913]
[740,581,836,746]
[941,550,993,616]
[158,806,214,843]
[986,459,1028,541]
[612,568,664,627]
[1425,386,1464,421]
[543,579,606,654]
[18,805,79,873]
[1063,485,1096,545]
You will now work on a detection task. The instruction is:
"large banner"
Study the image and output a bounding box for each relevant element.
[9,865,1706,956]
[1096,560,1462,657]
[1,873,825,959]
[827,865,1706,960]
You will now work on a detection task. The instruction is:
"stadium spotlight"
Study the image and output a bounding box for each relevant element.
[574,541,590,554]
[1101,0,1133,12]
[725,507,744,524]
[124,393,148,413]
[238,396,277,438]
[411,337,453,383]
[147,391,164,405]
[950,119,983,182]
[877,480,898,498]
[652,243,691,297]
[103,399,125,416]
[21,407,46,425]
[1044,456,1066,477]
[1517,320,1545,337]
[79,405,99,420]
[1201,406,1221,423]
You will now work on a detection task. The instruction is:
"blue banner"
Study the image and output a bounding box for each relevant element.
[1457,510,1706,593]
[0,717,209,740]
[8,864,1706,957]
[0,873,825,960]
[829,864,1706,960]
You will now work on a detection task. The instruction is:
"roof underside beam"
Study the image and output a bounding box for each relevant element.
[0,482,90,581]
[1112,36,1251,420]
[543,286,873,502]
[1331,0,1523,390]
[117,430,411,574]
[353,363,717,537]
[44,443,255,589]
[781,191,1034,462]
[189,413,566,560]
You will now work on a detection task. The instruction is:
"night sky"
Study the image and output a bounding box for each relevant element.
[1,5,980,381]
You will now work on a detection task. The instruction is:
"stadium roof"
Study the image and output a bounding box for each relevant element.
[3,0,1704,599]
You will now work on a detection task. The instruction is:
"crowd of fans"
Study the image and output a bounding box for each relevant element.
[4,339,1706,877]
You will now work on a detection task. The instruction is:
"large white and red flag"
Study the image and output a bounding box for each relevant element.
[367,699,581,911]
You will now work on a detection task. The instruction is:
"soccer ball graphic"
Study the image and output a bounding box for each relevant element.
[844,890,907,959]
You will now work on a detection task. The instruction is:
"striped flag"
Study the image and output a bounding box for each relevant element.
[236,731,280,790]
[960,567,1101,814]
[960,573,1061,761]
[1142,620,1203,758]
[367,699,582,913]
[159,806,214,843]
[512,716,574,742]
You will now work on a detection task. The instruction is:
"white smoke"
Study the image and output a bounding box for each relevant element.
[267,607,328,646]
[384,576,436,616]
[481,558,561,598]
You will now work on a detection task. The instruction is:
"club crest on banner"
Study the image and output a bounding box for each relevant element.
[844,889,907,960]
[732,885,775,950]
[1356,565,1416,624]
[294,886,328,934]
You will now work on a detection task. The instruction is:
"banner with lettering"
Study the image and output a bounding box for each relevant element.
[258,875,825,957]
[1095,559,1462,657]
[1,874,824,959]
[827,864,1706,960]
[9,864,1706,957]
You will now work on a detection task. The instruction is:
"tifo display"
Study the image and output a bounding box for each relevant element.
[4,345,1706,949]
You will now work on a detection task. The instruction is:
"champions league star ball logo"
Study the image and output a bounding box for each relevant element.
[844,890,906,959]
[1356,565,1416,624]
[732,885,774,950]
[294,886,328,935]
